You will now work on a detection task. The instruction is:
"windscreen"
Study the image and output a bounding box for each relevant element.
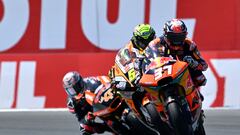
[144,43,163,59]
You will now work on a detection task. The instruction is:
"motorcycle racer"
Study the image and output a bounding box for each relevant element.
[108,23,156,115]
[109,23,156,89]
[62,71,112,135]
[109,24,177,135]
[149,18,208,99]
[108,24,169,134]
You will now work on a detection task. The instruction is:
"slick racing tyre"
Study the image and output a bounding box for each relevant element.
[167,101,194,135]
[194,112,206,135]
[125,111,160,135]
[145,103,173,135]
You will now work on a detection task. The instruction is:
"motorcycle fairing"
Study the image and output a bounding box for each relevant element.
[85,86,124,117]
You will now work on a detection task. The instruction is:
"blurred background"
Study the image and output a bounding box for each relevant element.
[0,0,240,110]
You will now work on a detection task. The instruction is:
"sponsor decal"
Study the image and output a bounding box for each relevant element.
[0,0,196,52]
[0,0,240,109]
[0,52,239,109]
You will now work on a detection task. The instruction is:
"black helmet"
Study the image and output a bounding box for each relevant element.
[62,71,84,97]
[163,19,187,45]
[132,24,156,50]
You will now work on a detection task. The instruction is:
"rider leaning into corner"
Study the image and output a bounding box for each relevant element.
[62,71,112,135]
[108,24,157,125]
[149,18,208,100]
[109,23,156,91]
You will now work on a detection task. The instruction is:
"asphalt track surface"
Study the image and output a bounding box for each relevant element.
[0,109,240,135]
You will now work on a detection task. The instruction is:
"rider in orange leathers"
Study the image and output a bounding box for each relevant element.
[149,19,208,100]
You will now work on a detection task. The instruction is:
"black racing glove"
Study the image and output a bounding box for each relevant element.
[183,56,199,69]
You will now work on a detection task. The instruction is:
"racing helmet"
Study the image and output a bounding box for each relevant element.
[62,71,84,97]
[132,24,156,50]
[163,19,187,45]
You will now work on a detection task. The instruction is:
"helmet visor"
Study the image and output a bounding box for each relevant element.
[167,32,186,45]
[135,39,148,50]
[73,79,84,94]
[65,87,77,97]
[135,35,155,50]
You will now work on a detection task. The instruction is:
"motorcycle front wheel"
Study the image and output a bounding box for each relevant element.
[167,100,194,135]
[194,112,206,135]
[145,103,173,135]
[125,111,160,135]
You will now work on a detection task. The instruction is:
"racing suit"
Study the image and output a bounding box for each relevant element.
[67,76,112,135]
[108,40,149,121]
[109,40,145,87]
[149,36,208,87]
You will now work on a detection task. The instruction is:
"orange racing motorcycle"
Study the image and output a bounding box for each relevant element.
[109,48,165,134]
[83,76,159,135]
[138,44,206,135]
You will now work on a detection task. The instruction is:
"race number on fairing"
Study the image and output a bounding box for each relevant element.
[154,65,172,80]
[99,89,114,103]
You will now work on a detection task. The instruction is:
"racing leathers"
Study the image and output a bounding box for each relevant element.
[109,41,144,89]
[109,40,149,119]
[149,36,208,87]
[67,76,112,135]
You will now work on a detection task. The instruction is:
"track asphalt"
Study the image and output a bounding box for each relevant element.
[0,109,240,135]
